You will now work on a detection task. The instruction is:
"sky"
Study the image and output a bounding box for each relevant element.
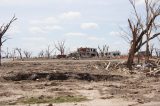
[0,0,156,56]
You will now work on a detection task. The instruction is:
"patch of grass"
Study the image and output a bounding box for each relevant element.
[18,96,88,104]
[53,96,87,103]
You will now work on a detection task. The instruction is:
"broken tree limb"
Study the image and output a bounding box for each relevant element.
[105,62,111,70]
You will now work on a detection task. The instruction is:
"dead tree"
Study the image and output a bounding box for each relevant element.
[23,50,32,59]
[45,45,54,58]
[123,0,160,70]
[55,41,66,55]
[155,48,160,58]
[38,50,44,58]
[0,16,17,65]
[1,47,9,58]
[10,49,16,61]
[98,45,109,57]
[16,48,23,60]
[4,47,9,58]
[149,44,154,57]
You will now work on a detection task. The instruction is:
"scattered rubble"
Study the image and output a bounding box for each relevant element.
[1,60,160,106]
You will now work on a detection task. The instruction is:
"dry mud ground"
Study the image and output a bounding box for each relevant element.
[0,59,160,106]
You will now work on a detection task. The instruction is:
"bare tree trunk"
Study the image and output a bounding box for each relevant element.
[16,48,23,60]
[6,47,9,58]
[145,43,149,62]
[150,44,154,58]
[45,45,54,59]
[145,34,150,63]
[12,49,16,61]
[127,42,136,70]
[137,52,140,64]
[0,42,1,66]
[127,52,134,70]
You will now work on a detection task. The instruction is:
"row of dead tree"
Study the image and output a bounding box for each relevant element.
[2,44,112,60]
[2,41,66,60]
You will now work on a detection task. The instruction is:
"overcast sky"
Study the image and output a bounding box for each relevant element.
[0,0,155,55]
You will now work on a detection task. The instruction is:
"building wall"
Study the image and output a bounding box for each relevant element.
[77,48,98,58]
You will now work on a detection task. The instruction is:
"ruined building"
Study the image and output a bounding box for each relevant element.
[77,47,98,58]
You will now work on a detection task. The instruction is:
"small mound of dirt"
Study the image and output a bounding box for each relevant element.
[3,72,127,82]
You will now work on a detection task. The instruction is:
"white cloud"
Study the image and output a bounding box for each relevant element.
[109,31,119,36]
[109,31,124,36]
[29,16,64,34]
[44,25,63,30]
[0,0,80,5]
[29,25,62,34]
[64,0,77,3]
[30,12,81,25]
[81,23,99,29]
[29,11,81,34]
[65,32,87,37]
[29,27,46,34]
[88,36,105,41]
[22,37,46,41]
[0,0,53,6]
[60,11,81,20]
[0,0,29,4]
[30,16,59,25]
[65,32,104,41]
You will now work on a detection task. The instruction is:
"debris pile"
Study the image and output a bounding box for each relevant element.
[87,59,160,77]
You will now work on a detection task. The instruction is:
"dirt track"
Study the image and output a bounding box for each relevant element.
[0,59,160,106]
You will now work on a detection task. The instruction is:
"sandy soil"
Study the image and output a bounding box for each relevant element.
[0,59,160,106]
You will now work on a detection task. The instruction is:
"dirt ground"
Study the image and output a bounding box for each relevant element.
[0,59,160,106]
